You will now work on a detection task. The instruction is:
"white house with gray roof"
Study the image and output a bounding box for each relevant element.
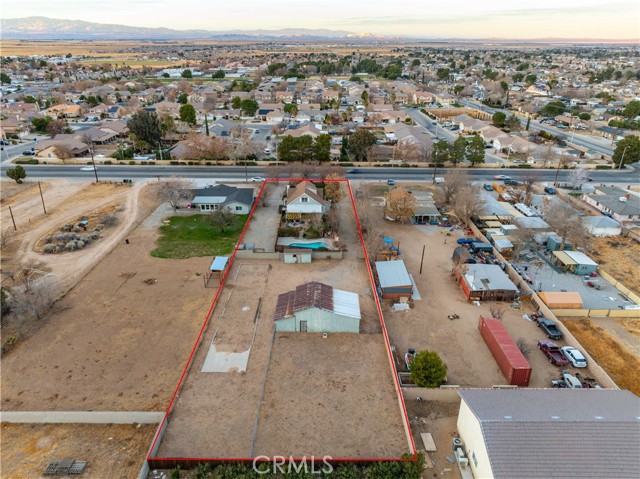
[190,184,254,214]
[457,388,640,479]
[582,186,640,223]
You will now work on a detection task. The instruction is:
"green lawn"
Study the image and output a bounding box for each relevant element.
[151,214,248,259]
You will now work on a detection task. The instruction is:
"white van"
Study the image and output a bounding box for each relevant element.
[434,177,445,184]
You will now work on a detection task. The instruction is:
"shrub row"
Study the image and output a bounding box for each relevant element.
[15,158,38,164]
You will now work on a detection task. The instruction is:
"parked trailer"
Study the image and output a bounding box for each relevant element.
[478,316,532,386]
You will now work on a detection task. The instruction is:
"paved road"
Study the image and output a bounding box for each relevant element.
[6,163,636,184]
[0,411,164,424]
[457,98,616,156]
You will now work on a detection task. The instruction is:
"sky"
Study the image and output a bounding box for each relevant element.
[4,0,640,39]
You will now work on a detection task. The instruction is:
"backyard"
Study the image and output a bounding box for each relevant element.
[151,214,248,259]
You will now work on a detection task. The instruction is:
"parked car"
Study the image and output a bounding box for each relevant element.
[538,340,569,366]
[0,140,10,146]
[544,186,556,194]
[263,148,272,155]
[483,184,494,191]
[552,370,583,388]
[456,238,476,245]
[561,346,587,368]
[387,179,396,186]
[433,177,445,184]
[504,179,521,186]
[537,318,563,340]
[22,150,35,156]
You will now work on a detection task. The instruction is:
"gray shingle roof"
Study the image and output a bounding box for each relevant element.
[459,389,640,479]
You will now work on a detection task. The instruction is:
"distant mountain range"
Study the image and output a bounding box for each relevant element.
[0,17,394,41]
[1,17,635,43]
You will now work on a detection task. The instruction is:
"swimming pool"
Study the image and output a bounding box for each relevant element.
[288,241,331,250]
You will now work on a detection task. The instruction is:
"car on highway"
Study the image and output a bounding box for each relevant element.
[80,165,97,171]
[494,175,510,180]
[347,169,360,174]
[483,184,494,191]
[22,150,35,156]
[250,176,265,182]
[561,346,587,368]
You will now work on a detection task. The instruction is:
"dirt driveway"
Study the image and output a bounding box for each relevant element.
[383,224,578,388]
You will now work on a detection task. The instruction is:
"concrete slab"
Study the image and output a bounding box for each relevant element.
[201,346,250,373]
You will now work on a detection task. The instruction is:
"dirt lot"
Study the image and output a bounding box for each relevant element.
[405,399,462,479]
[587,236,640,294]
[561,318,640,396]
[155,183,408,458]
[383,224,585,388]
[254,333,408,458]
[1,198,215,411]
[0,423,156,479]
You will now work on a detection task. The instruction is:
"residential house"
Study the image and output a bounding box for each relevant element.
[454,264,519,301]
[36,138,89,158]
[273,281,361,333]
[582,186,640,223]
[582,215,622,237]
[283,123,322,139]
[457,389,640,479]
[190,184,254,214]
[284,181,330,220]
[45,103,84,118]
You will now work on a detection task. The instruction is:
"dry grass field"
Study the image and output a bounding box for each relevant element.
[588,236,640,294]
[562,318,640,396]
[1,423,156,479]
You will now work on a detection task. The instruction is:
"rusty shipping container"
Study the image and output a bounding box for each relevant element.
[478,316,532,386]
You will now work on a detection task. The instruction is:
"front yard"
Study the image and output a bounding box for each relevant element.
[151,214,248,259]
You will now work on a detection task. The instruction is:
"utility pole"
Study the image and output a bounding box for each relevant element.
[618,145,628,170]
[38,181,47,214]
[432,147,438,184]
[419,245,426,274]
[8,205,17,230]
[553,153,564,187]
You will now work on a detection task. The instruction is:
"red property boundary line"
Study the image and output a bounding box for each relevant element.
[147,178,417,466]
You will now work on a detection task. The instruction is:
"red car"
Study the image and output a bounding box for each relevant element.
[538,340,569,366]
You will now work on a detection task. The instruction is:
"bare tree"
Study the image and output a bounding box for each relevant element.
[326,206,340,236]
[543,200,588,250]
[54,144,74,161]
[521,172,540,200]
[354,195,387,264]
[386,188,417,223]
[159,178,192,212]
[393,141,419,165]
[11,275,59,321]
[489,303,506,320]
[1,229,16,249]
[210,209,237,232]
[452,185,486,225]
[516,338,532,358]
[182,133,228,161]
[567,167,589,190]
[510,226,536,262]
[436,168,469,205]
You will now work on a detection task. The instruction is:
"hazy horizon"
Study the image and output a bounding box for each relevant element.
[5,0,640,40]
